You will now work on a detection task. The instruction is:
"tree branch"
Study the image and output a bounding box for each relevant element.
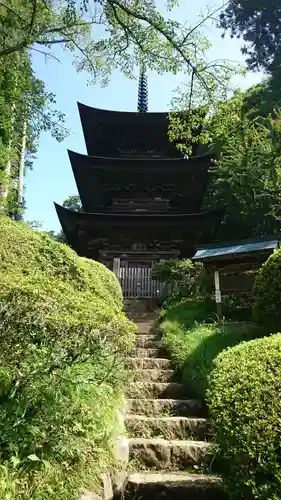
[107,0,212,96]
[30,46,60,62]
[29,0,38,37]
[179,2,230,48]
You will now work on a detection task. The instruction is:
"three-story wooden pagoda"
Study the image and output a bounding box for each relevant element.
[55,74,224,271]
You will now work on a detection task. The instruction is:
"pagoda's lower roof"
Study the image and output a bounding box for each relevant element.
[55,204,224,225]
[55,203,224,259]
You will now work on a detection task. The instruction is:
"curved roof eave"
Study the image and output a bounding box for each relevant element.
[55,202,225,222]
[68,149,212,169]
[77,101,169,120]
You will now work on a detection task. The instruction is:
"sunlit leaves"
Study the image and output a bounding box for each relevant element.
[206,82,281,238]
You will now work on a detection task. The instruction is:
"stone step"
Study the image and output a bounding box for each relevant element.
[129,438,212,469]
[127,382,186,399]
[127,358,172,370]
[135,337,162,349]
[136,334,159,341]
[132,369,175,383]
[127,399,206,417]
[125,415,209,440]
[126,472,226,500]
[135,347,165,358]
[134,320,156,335]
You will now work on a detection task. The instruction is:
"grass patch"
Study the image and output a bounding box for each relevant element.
[161,299,264,399]
[159,298,217,330]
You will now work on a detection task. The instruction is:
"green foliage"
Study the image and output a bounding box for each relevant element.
[220,0,281,75]
[153,259,201,284]
[0,0,238,91]
[222,294,253,322]
[208,334,281,499]
[160,298,216,330]
[152,259,206,304]
[47,194,82,243]
[205,82,281,239]
[1,0,243,216]
[0,216,124,310]
[170,78,281,239]
[0,49,67,216]
[0,216,135,498]
[0,0,239,96]
[62,194,82,212]
[252,248,281,332]
[1,0,242,163]
[0,362,124,500]
[162,303,262,398]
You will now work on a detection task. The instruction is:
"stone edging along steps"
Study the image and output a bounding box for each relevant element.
[122,313,227,500]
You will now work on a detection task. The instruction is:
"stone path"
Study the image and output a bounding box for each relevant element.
[123,313,226,500]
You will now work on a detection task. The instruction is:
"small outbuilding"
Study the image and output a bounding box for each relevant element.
[192,236,280,318]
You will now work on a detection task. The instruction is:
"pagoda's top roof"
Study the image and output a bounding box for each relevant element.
[78,102,204,158]
[78,102,170,121]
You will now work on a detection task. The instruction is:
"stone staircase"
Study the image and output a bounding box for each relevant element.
[123,313,226,500]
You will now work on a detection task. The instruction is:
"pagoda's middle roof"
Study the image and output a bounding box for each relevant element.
[68,150,211,213]
[68,150,212,170]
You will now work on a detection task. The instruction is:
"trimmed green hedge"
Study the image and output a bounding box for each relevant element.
[253,248,281,331]
[208,334,281,499]
[0,216,123,311]
[0,217,135,499]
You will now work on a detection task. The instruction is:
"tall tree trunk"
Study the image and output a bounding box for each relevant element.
[0,102,16,214]
[18,120,27,212]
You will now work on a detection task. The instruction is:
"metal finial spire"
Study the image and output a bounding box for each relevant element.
[137,69,148,112]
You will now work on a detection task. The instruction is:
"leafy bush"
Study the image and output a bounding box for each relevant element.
[252,248,281,331]
[162,316,262,398]
[208,334,281,499]
[222,294,253,322]
[0,217,135,499]
[152,259,208,304]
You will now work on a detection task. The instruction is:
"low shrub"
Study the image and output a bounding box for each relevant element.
[0,217,135,499]
[208,334,281,499]
[222,294,253,322]
[252,248,281,331]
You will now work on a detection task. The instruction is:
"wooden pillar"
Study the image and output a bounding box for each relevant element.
[214,270,223,321]
[113,257,121,279]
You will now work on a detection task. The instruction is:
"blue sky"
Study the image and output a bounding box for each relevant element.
[25,0,263,232]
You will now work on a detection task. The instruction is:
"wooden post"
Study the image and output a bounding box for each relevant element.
[214,270,222,321]
[113,257,121,279]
